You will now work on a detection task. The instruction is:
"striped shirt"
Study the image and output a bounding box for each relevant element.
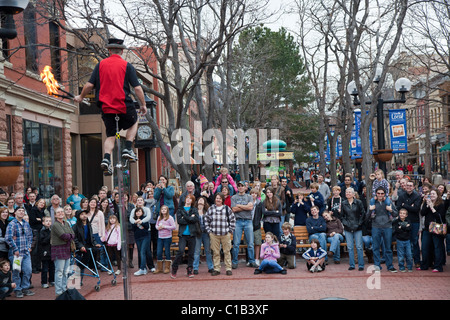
[204,205,236,236]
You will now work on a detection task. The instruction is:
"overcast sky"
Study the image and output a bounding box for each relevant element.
[265,0,298,33]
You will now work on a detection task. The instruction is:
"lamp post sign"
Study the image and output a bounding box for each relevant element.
[389,109,408,153]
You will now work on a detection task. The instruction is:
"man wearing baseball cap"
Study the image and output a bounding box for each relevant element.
[230,181,257,269]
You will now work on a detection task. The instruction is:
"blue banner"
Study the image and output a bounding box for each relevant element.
[389,109,408,153]
[354,110,373,157]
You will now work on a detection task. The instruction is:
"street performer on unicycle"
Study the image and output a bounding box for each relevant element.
[74,38,146,175]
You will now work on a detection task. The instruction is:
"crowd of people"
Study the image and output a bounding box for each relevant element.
[0,166,449,299]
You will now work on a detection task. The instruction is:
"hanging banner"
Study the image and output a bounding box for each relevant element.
[389,109,408,153]
[354,110,373,157]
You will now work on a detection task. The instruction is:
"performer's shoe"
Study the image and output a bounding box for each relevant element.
[100,158,113,176]
[122,148,137,162]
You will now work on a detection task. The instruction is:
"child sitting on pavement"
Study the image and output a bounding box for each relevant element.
[254,232,287,274]
[302,238,327,272]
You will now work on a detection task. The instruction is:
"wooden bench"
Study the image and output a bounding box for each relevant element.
[292,225,397,252]
[169,228,266,254]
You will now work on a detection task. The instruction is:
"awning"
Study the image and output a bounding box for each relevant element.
[439,142,450,152]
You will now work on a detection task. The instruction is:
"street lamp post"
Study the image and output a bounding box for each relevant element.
[347,76,411,175]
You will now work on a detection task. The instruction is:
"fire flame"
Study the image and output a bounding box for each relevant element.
[40,66,60,96]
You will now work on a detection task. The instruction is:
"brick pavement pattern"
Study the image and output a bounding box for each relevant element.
[7,254,449,301]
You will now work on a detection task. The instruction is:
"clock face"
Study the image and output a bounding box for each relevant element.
[27,130,40,144]
[137,125,152,140]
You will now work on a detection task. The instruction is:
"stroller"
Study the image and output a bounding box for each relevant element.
[69,245,117,292]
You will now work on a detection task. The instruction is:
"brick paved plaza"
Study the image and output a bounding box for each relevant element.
[8,252,449,301]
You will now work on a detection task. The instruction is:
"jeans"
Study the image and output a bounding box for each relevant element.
[263,222,280,241]
[9,252,32,292]
[0,286,13,299]
[232,219,255,265]
[410,222,421,264]
[193,232,213,271]
[156,237,172,261]
[362,235,372,250]
[54,258,71,296]
[327,234,343,261]
[135,235,153,270]
[396,239,413,270]
[344,230,364,269]
[420,230,445,272]
[258,259,283,273]
[372,227,393,269]
[93,233,108,271]
[309,233,328,261]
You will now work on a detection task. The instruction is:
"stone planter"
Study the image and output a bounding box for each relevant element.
[0,156,23,186]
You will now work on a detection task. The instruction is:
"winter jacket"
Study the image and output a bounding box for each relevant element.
[154,185,175,214]
[279,233,296,255]
[392,218,412,241]
[420,202,446,231]
[309,191,325,214]
[252,200,263,230]
[370,199,398,229]
[176,206,200,238]
[341,198,365,232]
[290,200,311,226]
[38,226,52,261]
[302,247,327,260]
[325,217,344,237]
[73,222,97,250]
[396,190,422,223]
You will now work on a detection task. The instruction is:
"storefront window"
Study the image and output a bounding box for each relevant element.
[23,120,64,199]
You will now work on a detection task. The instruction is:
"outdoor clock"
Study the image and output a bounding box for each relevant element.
[137,124,152,140]
[27,130,40,144]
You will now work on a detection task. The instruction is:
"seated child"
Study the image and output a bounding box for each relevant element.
[278,222,297,269]
[0,259,16,300]
[254,232,287,275]
[302,238,327,272]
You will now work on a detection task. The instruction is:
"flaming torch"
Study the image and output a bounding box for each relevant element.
[40,66,74,99]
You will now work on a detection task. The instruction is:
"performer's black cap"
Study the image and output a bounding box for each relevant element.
[106,38,126,49]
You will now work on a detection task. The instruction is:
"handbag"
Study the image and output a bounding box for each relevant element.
[429,215,447,236]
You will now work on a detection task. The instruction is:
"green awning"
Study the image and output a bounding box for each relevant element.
[439,142,450,152]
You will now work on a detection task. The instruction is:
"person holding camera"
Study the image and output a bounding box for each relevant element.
[154,175,175,218]
[290,193,311,227]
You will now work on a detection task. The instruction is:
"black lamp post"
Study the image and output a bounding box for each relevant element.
[0,0,29,39]
[347,75,411,175]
